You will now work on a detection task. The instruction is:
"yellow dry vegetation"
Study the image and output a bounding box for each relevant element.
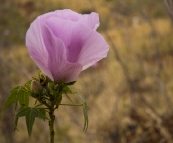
[1,0,173,142]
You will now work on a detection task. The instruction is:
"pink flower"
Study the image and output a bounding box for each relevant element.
[26,9,109,83]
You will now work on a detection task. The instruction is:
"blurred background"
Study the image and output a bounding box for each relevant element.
[0,0,173,142]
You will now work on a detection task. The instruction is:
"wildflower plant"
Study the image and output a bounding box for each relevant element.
[1,9,109,143]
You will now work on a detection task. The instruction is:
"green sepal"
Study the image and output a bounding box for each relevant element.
[38,71,49,86]
[67,81,76,86]
[48,82,57,95]
[62,86,73,94]
[16,107,49,136]
[55,95,62,106]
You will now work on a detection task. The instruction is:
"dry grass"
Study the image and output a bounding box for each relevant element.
[0,0,173,143]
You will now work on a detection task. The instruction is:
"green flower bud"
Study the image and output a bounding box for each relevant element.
[42,88,48,95]
[30,80,43,97]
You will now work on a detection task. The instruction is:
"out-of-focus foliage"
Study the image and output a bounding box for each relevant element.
[1,0,173,143]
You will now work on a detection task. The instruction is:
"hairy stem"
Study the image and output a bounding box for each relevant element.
[49,107,55,143]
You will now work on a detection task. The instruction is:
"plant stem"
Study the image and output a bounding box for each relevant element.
[49,108,55,143]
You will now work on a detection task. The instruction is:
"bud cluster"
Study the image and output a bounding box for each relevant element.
[30,72,74,108]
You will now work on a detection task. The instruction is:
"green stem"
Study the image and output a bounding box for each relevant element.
[49,107,55,143]
[38,99,51,109]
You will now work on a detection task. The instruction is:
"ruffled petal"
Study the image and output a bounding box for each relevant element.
[78,12,100,30]
[54,9,100,30]
[42,21,83,82]
[45,17,84,63]
[45,17,109,70]
[54,9,80,22]
[76,30,109,70]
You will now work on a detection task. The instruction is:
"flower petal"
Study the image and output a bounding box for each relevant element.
[26,15,83,82]
[42,22,83,82]
[26,17,53,80]
[54,9,100,30]
[45,17,109,70]
[54,9,80,22]
[26,10,109,82]
[78,12,100,30]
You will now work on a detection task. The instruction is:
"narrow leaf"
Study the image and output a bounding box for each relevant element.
[65,94,74,104]
[83,102,89,131]
[76,93,85,103]
[76,93,89,131]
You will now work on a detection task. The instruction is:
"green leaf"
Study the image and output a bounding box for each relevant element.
[65,94,74,104]
[76,94,86,103]
[1,84,31,113]
[38,108,47,121]
[56,95,62,106]
[48,82,57,95]
[16,107,49,136]
[14,107,23,131]
[18,90,30,107]
[23,80,32,91]
[76,94,89,131]
[83,102,89,131]
[1,86,21,111]
[14,116,19,131]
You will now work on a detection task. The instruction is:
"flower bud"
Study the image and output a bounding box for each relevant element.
[38,72,48,86]
[30,80,43,96]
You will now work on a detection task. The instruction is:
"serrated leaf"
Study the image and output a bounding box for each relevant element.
[38,108,46,121]
[18,90,30,107]
[1,86,21,112]
[1,84,31,113]
[16,107,49,136]
[14,107,23,131]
